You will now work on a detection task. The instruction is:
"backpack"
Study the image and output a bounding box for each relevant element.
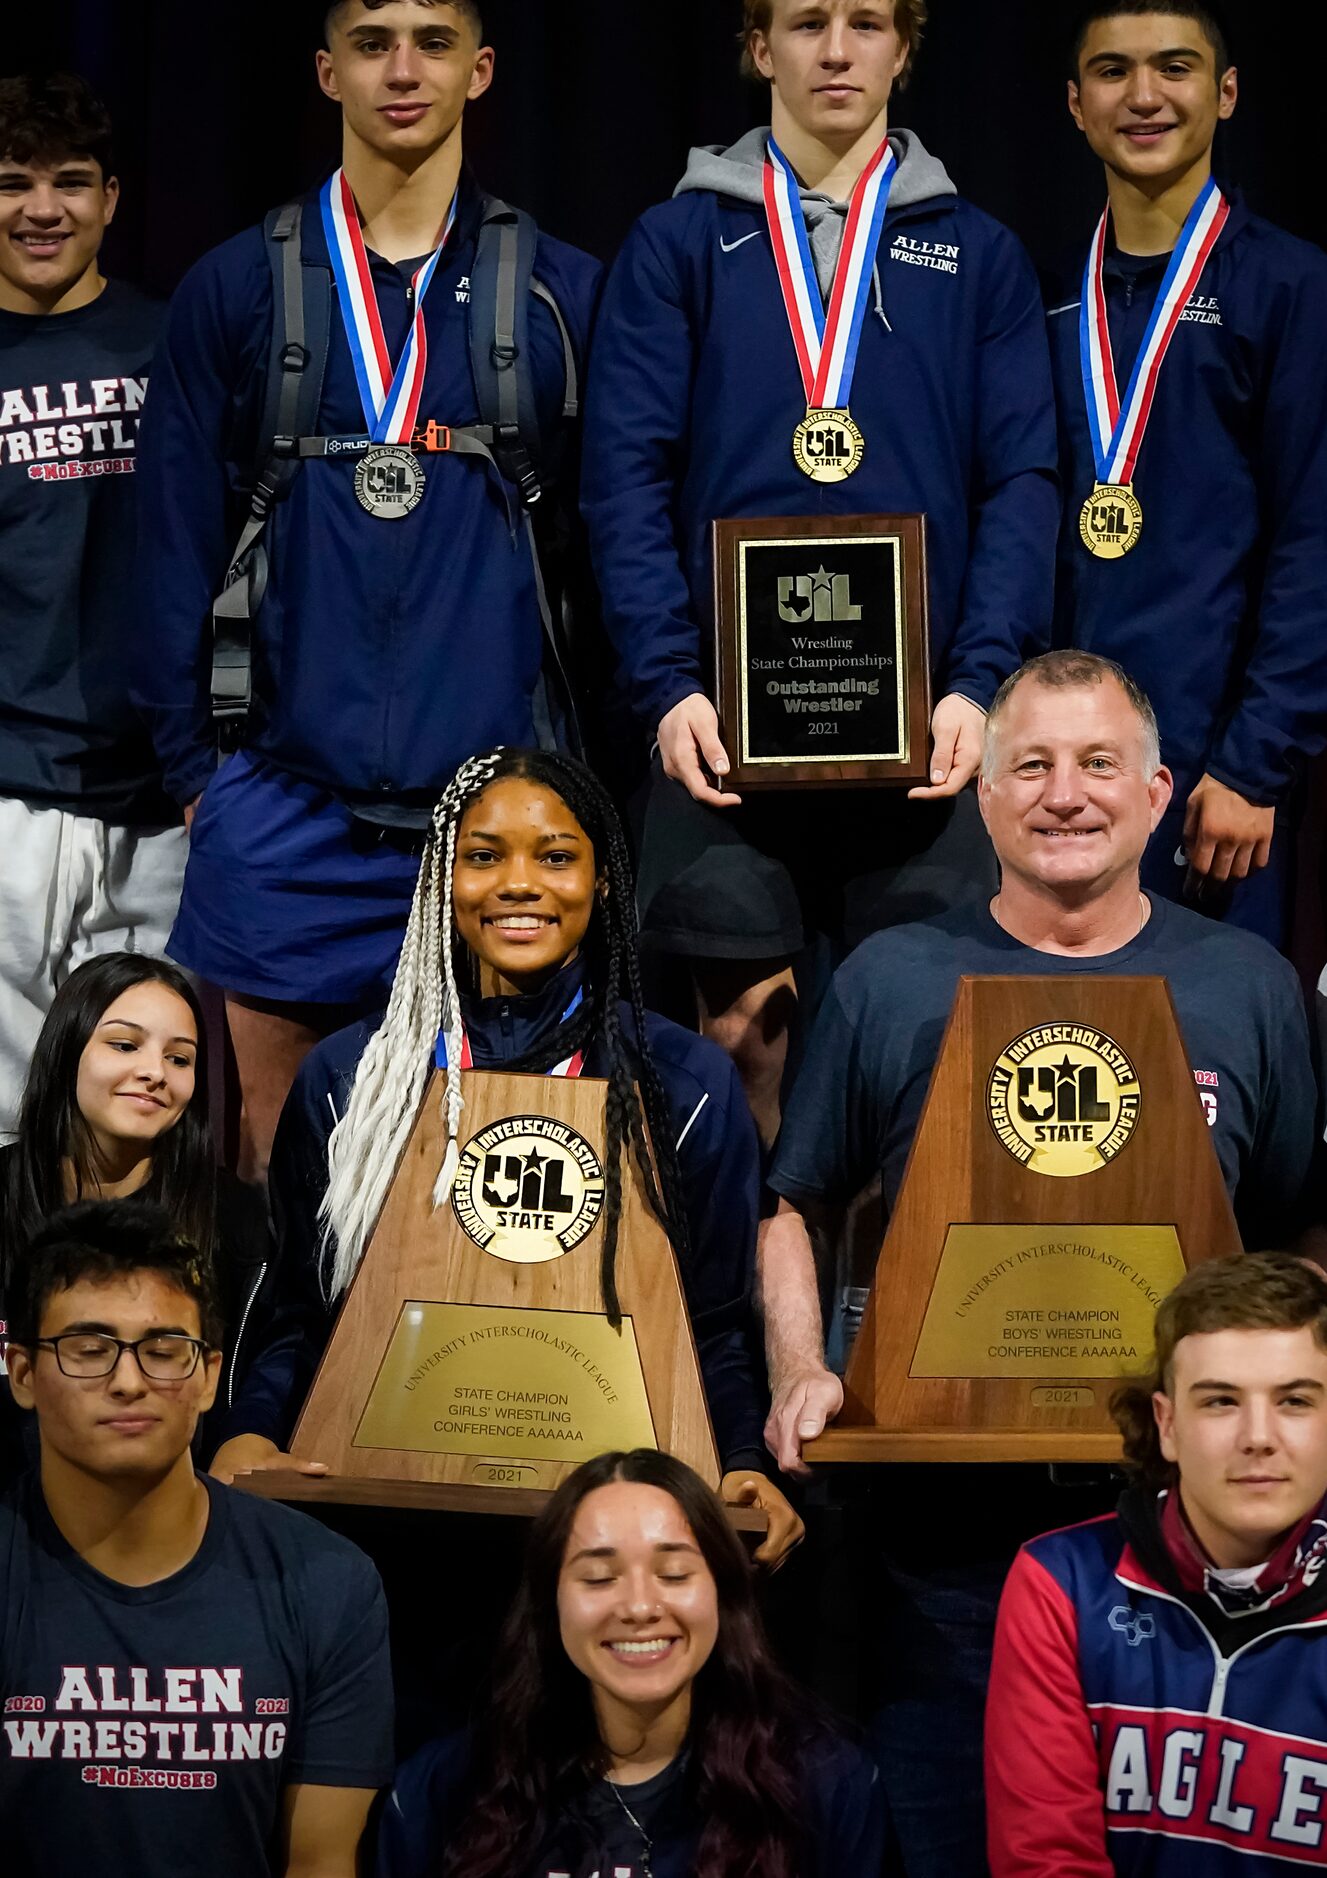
[209,194,582,756]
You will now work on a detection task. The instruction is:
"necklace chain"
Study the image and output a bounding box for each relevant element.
[607,1780,654,1878]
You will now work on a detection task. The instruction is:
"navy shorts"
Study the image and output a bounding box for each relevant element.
[169,753,423,1005]
[635,756,997,962]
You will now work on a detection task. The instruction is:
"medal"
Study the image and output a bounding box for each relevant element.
[1078,482,1143,559]
[355,445,426,519]
[792,407,865,484]
[764,134,897,482]
[320,168,457,520]
[1078,176,1228,560]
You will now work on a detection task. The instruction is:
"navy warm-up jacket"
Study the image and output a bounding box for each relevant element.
[1047,195,1327,805]
[133,174,601,811]
[582,129,1060,737]
[264,961,770,1473]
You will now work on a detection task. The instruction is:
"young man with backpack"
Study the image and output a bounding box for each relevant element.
[134,0,599,1178]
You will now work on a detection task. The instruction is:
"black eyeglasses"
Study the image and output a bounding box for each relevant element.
[32,1333,209,1381]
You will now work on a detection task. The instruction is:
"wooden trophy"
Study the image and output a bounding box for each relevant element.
[806,976,1242,1466]
[243,1071,762,1524]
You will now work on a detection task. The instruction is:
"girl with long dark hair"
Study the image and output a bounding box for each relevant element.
[0,953,294,1474]
[254,748,800,1560]
[377,1449,883,1878]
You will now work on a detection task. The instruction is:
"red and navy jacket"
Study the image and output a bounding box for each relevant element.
[987,1484,1327,1875]
[1046,195,1327,805]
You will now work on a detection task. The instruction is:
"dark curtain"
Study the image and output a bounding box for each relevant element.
[5,1,1325,297]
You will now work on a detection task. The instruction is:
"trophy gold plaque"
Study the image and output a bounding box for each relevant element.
[805,976,1242,1465]
[712,513,932,790]
[241,1072,761,1523]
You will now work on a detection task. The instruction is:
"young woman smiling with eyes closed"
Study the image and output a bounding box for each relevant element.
[378,1449,885,1878]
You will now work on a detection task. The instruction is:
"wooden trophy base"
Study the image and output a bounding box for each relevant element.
[239,1470,769,1532]
[805,1428,1122,1465]
[807,977,1242,1465]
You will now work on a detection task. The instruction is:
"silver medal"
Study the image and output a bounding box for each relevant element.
[354,445,426,520]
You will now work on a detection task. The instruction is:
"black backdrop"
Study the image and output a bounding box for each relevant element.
[5,1,1325,298]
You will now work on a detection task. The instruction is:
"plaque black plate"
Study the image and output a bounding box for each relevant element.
[713,514,931,789]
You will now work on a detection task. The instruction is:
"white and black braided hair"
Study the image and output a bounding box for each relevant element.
[322,748,693,1322]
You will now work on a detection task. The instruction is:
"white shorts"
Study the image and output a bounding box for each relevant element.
[0,797,188,1140]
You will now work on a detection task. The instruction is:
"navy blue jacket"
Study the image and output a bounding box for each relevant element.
[265,962,769,1473]
[377,1727,885,1878]
[1047,197,1327,804]
[582,130,1059,737]
[133,174,601,809]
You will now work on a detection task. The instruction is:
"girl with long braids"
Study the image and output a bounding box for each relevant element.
[236,748,802,1564]
[377,1449,883,1878]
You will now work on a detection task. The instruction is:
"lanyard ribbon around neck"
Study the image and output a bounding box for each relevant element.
[1079,176,1228,489]
[436,987,586,1077]
[320,168,458,445]
[763,134,897,412]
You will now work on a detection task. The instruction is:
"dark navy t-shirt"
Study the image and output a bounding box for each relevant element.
[0,280,175,824]
[770,895,1318,1249]
[377,1728,885,1878]
[0,1473,394,1873]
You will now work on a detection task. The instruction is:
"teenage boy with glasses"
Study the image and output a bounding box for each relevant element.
[0,1200,394,1877]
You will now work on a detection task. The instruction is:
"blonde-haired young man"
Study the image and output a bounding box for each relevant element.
[583,0,1059,1155]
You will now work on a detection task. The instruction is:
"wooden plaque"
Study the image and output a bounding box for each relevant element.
[806,976,1242,1465]
[246,1071,721,1514]
[712,513,932,790]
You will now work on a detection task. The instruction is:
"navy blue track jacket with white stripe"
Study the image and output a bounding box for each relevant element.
[1046,195,1327,804]
[265,960,770,1473]
[581,128,1059,738]
[133,174,600,811]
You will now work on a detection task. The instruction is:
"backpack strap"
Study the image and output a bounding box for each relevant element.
[210,202,330,741]
[210,193,581,756]
[468,195,579,510]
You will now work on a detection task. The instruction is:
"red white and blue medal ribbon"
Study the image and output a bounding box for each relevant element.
[763,134,897,413]
[320,168,457,445]
[436,988,586,1077]
[1079,176,1228,489]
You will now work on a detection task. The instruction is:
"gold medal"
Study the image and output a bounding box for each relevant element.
[1079,482,1143,560]
[792,408,865,484]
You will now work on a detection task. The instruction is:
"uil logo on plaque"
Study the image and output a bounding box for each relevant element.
[452,1114,606,1263]
[987,1025,1141,1178]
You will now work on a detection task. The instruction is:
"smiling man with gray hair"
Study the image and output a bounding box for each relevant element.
[756,647,1318,1873]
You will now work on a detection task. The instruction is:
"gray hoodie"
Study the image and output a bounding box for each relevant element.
[675,126,956,297]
